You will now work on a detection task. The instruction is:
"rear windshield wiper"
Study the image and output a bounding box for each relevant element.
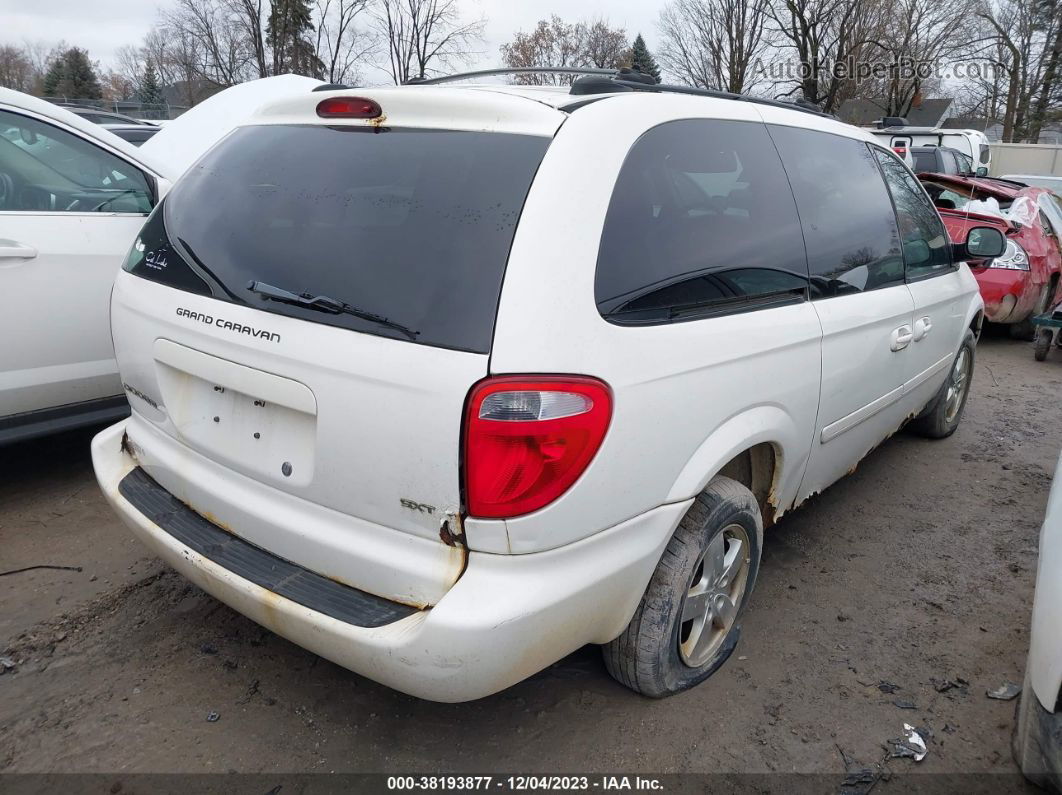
[247,280,419,340]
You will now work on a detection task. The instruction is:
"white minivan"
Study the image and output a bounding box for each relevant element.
[91,72,1003,702]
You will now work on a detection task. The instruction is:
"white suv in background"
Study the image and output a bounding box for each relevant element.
[91,72,1002,702]
[0,90,173,443]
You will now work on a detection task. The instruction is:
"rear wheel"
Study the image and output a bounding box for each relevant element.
[603,477,762,698]
[911,330,976,439]
[1035,328,1053,361]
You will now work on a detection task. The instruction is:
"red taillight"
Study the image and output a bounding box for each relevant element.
[463,376,612,519]
[893,146,907,154]
[316,96,382,118]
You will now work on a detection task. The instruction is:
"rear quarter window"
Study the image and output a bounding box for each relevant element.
[594,118,810,324]
[125,124,549,353]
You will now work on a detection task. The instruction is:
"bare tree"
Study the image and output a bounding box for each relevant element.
[764,0,886,112]
[373,0,484,83]
[101,70,137,102]
[973,0,1062,141]
[859,0,972,117]
[1027,0,1062,140]
[658,0,773,93]
[500,16,629,85]
[21,40,53,84]
[225,0,269,79]
[314,0,375,83]
[161,0,260,87]
[582,18,630,69]
[501,17,588,85]
[0,45,35,92]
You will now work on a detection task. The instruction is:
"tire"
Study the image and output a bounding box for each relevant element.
[603,477,763,698]
[910,330,976,439]
[1035,328,1053,361]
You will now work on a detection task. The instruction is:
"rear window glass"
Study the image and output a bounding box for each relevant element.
[127,125,549,353]
[912,150,937,172]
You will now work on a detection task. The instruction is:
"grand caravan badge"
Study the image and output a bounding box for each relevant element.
[176,307,282,343]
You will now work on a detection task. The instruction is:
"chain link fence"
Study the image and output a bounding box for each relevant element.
[38,96,189,121]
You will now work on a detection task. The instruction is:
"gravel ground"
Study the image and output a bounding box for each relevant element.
[0,330,1059,790]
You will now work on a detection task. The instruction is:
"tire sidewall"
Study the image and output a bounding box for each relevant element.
[941,331,976,434]
[916,330,976,438]
[653,491,762,696]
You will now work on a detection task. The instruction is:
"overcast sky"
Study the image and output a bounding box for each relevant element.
[0,0,664,77]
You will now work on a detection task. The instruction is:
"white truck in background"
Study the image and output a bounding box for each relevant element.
[866,117,992,176]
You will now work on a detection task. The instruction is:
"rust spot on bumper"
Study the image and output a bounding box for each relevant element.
[439,516,466,547]
[439,512,469,581]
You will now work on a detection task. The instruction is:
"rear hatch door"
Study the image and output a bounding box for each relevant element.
[115,96,557,603]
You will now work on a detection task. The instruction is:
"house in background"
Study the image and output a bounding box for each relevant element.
[838,96,955,128]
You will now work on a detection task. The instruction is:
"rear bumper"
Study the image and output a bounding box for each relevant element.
[973,268,1037,323]
[92,420,689,702]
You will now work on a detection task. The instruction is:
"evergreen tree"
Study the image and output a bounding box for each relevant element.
[268,0,322,77]
[629,34,661,83]
[41,58,63,96]
[41,47,102,99]
[137,61,165,106]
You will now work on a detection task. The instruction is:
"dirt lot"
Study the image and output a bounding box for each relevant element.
[1,331,1059,788]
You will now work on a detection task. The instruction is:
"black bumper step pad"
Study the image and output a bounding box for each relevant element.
[118,467,420,628]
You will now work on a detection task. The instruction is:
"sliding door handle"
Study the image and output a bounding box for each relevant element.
[890,325,914,351]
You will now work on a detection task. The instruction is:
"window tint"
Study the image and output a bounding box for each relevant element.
[0,109,152,213]
[912,150,937,172]
[595,119,809,323]
[769,125,903,297]
[872,147,953,279]
[128,125,548,353]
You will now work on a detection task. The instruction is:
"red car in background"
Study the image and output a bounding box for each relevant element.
[919,174,1062,338]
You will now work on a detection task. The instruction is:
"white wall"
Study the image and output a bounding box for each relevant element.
[990,143,1062,177]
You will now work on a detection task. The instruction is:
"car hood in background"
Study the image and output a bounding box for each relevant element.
[139,75,323,176]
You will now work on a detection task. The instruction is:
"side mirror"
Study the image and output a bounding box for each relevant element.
[975,166,989,177]
[965,226,1006,259]
[19,127,37,146]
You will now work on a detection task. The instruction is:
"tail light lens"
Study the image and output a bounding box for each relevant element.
[316,97,382,118]
[464,376,612,519]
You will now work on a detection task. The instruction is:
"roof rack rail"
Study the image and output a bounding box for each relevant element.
[587,76,835,119]
[416,66,835,120]
[412,67,621,85]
